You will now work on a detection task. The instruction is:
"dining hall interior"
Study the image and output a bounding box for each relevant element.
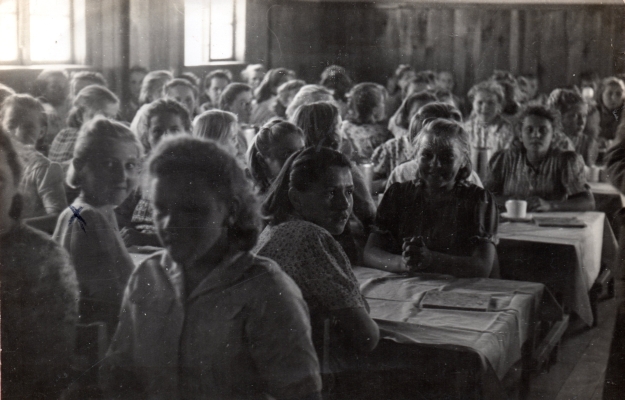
[1,0,625,399]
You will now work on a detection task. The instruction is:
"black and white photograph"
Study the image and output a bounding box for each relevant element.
[1,0,625,398]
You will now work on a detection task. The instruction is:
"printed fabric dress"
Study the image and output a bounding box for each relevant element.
[341,120,393,161]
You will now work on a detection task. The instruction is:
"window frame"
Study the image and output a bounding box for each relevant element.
[0,0,80,66]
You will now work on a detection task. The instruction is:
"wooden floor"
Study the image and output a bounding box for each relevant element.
[526,278,623,399]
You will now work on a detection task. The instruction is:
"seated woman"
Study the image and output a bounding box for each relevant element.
[363,119,497,278]
[340,83,391,161]
[372,91,438,184]
[385,65,416,121]
[464,80,514,179]
[0,130,78,400]
[547,88,598,166]
[595,77,625,145]
[120,65,147,122]
[101,136,322,400]
[320,65,353,118]
[247,119,305,196]
[241,63,266,90]
[273,79,306,119]
[251,68,294,126]
[254,146,379,368]
[130,70,173,140]
[285,84,336,120]
[484,105,595,212]
[198,69,232,113]
[69,71,108,100]
[385,102,483,189]
[117,98,191,248]
[31,69,71,155]
[53,117,142,336]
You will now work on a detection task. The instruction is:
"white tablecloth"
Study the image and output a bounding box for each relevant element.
[498,211,618,326]
[354,267,545,380]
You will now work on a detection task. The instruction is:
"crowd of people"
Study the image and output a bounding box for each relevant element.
[1,61,625,399]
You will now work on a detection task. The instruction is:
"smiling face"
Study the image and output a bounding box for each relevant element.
[80,139,141,207]
[473,91,501,124]
[230,90,253,124]
[602,83,624,111]
[206,77,229,105]
[264,134,305,179]
[166,85,196,115]
[290,165,353,235]
[148,112,185,149]
[416,133,465,192]
[561,103,588,138]
[151,174,230,266]
[521,115,554,157]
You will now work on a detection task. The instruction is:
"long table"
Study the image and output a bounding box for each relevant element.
[589,182,625,238]
[352,267,550,399]
[497,211,618,326]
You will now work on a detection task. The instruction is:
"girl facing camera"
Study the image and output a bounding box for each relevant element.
[101,136,322,400]
[364,119,498,278]
[485,105,594,212]
[254,147,379,381]
[53,117,143,335]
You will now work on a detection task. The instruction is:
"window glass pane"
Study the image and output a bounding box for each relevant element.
[30,0,70,16]
[185,0,209,66]
[30,15,72,62]
[0,14,18,61]
[0,0,17,13]
[209,0,234,60]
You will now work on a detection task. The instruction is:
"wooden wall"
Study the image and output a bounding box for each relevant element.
[257,1,625,95]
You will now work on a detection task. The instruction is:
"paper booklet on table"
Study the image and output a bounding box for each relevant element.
[421,290,491,312]
[533,216,587,228]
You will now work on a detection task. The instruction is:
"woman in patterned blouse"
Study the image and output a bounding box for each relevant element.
[464,80,515,179]
[364,119,498,278]
[485,105,595,212]
[255,146,379,364]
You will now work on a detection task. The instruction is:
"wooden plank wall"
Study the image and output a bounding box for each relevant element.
[261,1,625,95]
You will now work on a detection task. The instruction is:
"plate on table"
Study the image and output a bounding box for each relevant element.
[500,212,533,222]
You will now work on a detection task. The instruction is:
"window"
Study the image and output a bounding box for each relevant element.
[0,0,84,65]
[184,0,245,66]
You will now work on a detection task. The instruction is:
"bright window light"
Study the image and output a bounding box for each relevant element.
[29,0,72,62]
[185,0,239,65]
[0,0,18,62]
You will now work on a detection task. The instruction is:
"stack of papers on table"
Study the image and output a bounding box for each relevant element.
[421,290,492,312]
[533,216,587,228]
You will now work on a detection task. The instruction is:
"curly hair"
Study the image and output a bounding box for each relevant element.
[408,102,463,144]
[1,94,48,139]
[394,91,438,131]
[262,146,351,225]
[247,120,304,194]
[596,77,625,109]
[414,118,472,182]
[511,104,563,150]
[320,65,353,103]
[69,71,108,97]
[254,68,294,104]
[285,84,335,119]
[467,80,506,106]
[147,135,260,251]
[345,82,386,125]
[547,88,585,116]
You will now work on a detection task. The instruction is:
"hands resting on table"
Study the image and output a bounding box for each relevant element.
[401,236,433,273]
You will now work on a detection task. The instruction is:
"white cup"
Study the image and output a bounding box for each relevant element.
[505,200,527,219]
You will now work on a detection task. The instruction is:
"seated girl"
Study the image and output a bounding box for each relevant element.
[363,119,498,278]
[1,94,67,233]
[32,69,71,154]
[372,91,438,182]
[102,136,322,400]
[0,131,78,399]
[198,70,232,112]
[340,83,392,161]
[385,102,483,189]
[69,71,108,100]
[251,68,294,126]
[320,65,353,118]
[247,119,305,196]
[130,70,173,140]
[193,109,243,162]
[117,98,191,247]
[254,146,379,365]
[120,65,148,122]
[595,77,625,145]
[273,79,306,119]
[484,105,595,212]
[49,85,119,165]
[385,65,416,120]
[290,101,377,232]
[241,63,266,90]
[547,88,598,166]
[464,80,515,178]
[53,117,142,336]
[163,78,198,118]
